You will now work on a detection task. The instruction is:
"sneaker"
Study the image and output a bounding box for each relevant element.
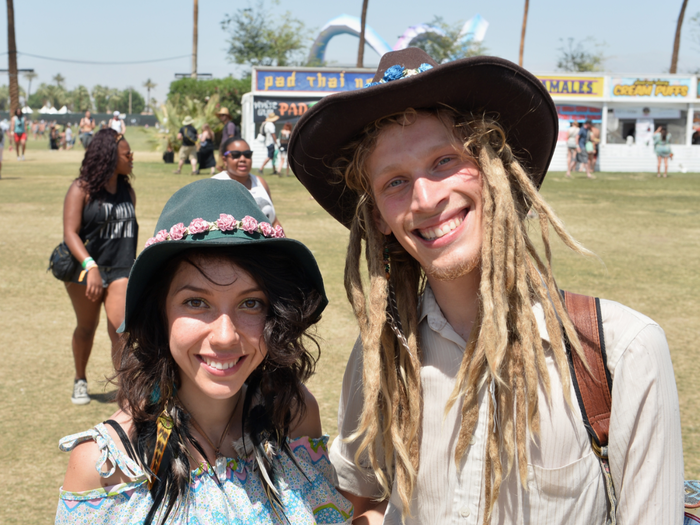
[71,379,91,405]
[21,155,25,161]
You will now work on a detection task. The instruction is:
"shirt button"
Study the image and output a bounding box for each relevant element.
[459,507,471,518]
[470,435,475,445]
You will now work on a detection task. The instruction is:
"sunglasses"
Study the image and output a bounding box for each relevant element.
[224,150,253,159]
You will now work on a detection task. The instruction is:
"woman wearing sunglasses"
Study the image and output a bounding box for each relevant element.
[212,138,281,228]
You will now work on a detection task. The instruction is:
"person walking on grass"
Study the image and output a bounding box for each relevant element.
[577,119,595,179]
[654,126,672,178]
[279,122,292,177]
[10,108,27,161]
[217,106,237,167]
[79,111,95,149]
[259,111,279,175]
[565,120,579,178]
[0,118,8,179]
[174,116,198,175]
[289,47,684,524]
[55,179,352,525]
[62,128,138,405]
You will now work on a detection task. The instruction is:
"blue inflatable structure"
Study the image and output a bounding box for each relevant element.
[308,14,489,64]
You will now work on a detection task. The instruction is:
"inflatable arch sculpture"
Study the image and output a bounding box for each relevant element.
[308,14,488,65]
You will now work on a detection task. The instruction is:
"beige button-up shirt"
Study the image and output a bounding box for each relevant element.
[330,286,684,524]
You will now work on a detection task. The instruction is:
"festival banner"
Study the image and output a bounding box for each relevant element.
[609,77,692,99]
[254,69,375,94]
[537,76,604,98]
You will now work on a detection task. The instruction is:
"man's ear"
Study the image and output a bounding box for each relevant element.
[372,205,392,235]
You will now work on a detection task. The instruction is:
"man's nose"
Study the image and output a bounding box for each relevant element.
[411,175,448,213]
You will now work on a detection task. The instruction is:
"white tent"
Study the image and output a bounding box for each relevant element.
[57,106,68,114]
[21,106,33,114]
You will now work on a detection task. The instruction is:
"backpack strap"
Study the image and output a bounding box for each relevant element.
[562,290,613,452]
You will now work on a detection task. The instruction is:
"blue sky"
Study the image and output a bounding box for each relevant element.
[3,0,700,106]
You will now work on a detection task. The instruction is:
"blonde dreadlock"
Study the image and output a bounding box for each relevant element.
[332,107,592,523]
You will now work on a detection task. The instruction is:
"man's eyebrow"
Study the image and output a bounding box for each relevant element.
[375,142,455,177]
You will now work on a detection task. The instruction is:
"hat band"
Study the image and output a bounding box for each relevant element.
[365,63,434,88]
[144,214,284,249]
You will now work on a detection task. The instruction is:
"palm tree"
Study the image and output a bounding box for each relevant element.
[143,78,157,114]
[6,0,19,113]
[23,70,37,106]
[670,0,689,74]
[357,0,369,67]
[191,0,198,78]
[53,73,65,88]
[519,0,530,66]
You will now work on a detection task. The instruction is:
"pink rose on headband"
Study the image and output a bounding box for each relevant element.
[169,223,187,240]
[274,225,285,238]
[154,229,169,243]
[188,218,210,235]
[241,216,258,233]
[216,214,237,232]
[259,222,274,237]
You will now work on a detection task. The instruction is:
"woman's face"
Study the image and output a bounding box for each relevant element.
[115,139,133,175]
[223,140,252,179]
[165,258,268,400]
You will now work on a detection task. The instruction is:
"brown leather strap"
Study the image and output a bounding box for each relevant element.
[562,291,613,449]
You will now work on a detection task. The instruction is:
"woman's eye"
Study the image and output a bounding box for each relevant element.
[388,179,403,188]
[438,157,452,166]
[185,298,206,308]
[241,298,264,310]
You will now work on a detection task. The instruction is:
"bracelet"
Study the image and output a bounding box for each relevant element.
[78,262,98,283]
[81,257,95,270]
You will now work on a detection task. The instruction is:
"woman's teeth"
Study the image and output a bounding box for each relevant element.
[419,215,464,240]
[203,356,240,370]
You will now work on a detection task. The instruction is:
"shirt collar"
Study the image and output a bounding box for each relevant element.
[418,284,552,345]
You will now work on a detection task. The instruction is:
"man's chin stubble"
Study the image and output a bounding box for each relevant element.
[424,254,481,281]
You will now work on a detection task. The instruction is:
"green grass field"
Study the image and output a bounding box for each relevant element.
[1,129,698,523]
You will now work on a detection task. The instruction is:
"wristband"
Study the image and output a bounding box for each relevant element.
[78,262,98,283]
[81,257,95,270]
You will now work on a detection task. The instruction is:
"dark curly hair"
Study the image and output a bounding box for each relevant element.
[78,128,131,200]
[113,245,323,524]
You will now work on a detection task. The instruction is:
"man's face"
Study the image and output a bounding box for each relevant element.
[85,111,90,118]
[367,114,483,281]
[218,114,228,123]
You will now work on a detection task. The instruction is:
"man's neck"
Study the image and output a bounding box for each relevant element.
[426,270,481,342]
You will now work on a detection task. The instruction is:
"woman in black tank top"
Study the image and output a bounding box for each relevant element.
[63,128,138,405]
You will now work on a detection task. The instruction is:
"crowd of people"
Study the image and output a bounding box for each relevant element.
[168,107,295,178]
[11,48,687,525]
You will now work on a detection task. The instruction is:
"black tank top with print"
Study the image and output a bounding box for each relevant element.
[80,176,138,269]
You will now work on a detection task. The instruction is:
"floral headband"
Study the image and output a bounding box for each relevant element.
[144,214,284,248]
[365,63,434,88]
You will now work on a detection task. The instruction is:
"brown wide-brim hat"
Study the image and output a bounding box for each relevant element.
[216,107,231,117]
[289,47,558,227]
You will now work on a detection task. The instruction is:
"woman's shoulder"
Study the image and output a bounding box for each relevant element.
[290,387,322,440]
[60,410,145,493]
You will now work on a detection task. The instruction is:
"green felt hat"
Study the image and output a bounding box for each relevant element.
[119,179,327,332]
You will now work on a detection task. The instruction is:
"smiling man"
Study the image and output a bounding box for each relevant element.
[289,49,684,524]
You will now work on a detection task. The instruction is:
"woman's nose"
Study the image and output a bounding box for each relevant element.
[209,314,240,348]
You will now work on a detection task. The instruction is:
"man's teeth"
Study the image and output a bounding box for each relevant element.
[203,356,240,370]
[419,215,464,240]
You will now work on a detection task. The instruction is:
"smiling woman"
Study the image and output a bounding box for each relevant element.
[54,180,353,525]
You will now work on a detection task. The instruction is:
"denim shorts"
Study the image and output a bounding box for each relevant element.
[266,143,275,159]
[70,266,131,288]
